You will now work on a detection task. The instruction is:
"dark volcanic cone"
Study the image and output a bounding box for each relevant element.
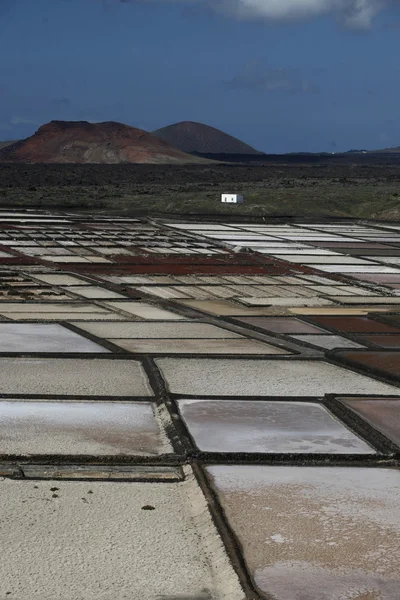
[153,121,262,154]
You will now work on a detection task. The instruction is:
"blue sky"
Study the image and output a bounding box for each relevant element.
[0,0,400,152]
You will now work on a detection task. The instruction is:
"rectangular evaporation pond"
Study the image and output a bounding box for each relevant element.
[86,257,112,264]
[255,247,323,254]
[62,286,126,300]
[266,276,312,285]
[359,237,400,243]
[329,296,400,305]
[0,241,31,246]
[4,289,72,302]
[257,249,338,255]
[237,285,316,298]
[317,266,400,273]
[21,247,74,256]
[174,300,282,316]
[210,234,271,240]
[270,236,360,242]
[272,256,372,265]
[0,303,104,313]
[374,315,400,329]
[307,316,400,334]
[191,232,236,239]
[155,358,398,396]
[104,301,186,320]
[0,212,51,217]
[289,334,366,350]
[363,257,400,266]
[382,283,400,290]
[134,286,204,300]
[296,275,345,285]
[238,297,334,308]
[351,274,400,284]
[348,249,400,257]
[178,399,373,454]
[206,466,400,600]
[230,242,308,247]
[71,321,243,339]
[289,308,392,317]
[112,338,289,355]
[145,276,182,284]
[336,350,400,379]
[0,358,152,396]
[88,247,134,256]
[305,285,357,296]
[0,479,243,600]
[339,397,400,446]
[2,312,127,321]
[101,276,152,284]
[308,243,394,249]
[232,317,329,334]
[0,323,109,353]
[170,223,236,230]
[0,401,171,455]
[0,219,69,224]
[41,256,92,263]
[324,286,377,297]
[191,286,256,299]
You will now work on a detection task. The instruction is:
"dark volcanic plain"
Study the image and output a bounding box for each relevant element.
[1,156,400,219]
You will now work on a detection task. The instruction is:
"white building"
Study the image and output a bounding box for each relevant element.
[221,193,244,204]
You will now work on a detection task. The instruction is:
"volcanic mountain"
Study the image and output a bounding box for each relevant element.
[0,121,205,164]
[153,121,262,155]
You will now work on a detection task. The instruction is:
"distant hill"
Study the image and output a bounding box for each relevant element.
[346,147,400,154]
[0,141,17,150]
[152,121,262,155]
[372,146,400,153]
[0,121,206,164]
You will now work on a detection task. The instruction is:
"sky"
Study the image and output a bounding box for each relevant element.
[0,0,400,153]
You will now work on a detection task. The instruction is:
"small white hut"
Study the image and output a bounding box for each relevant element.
[221,193,244,204]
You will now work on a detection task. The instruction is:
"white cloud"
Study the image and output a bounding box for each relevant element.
[113,0,393,28]
[230,0,378,25]
[217,0,388,27]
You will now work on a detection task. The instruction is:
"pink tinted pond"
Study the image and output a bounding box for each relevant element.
[178,400,373,454]
[340,398,400,447]
[206,466,400,600]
